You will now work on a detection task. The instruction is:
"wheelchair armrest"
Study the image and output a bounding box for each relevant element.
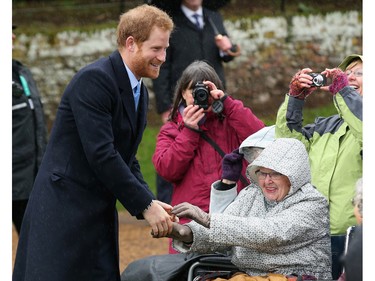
[197,255,234,266]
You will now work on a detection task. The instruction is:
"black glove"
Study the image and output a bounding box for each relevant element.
[221,148,244,182]
[172,202,210,228]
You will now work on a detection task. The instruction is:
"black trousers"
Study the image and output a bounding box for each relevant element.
[12,199,28,234]
[331,234,346,280]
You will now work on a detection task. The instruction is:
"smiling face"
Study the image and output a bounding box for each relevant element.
[257,167,291,202]
[131,26,170,80]
[345,61,363,96]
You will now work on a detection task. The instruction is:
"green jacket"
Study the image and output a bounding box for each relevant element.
[275,86,362,235]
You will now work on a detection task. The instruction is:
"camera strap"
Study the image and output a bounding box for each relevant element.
[200,131,248,186]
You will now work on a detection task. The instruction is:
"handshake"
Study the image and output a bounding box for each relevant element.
[151,202,210,243]
[150,149,244,242]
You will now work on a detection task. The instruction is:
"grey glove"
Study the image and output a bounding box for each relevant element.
[151,222,193,243]
[169,223,193,243]
[172,202,210,228]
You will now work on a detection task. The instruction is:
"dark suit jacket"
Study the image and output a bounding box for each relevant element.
[153,7,234,114]
[13,50,155,281]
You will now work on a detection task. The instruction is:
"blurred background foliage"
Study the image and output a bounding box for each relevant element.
[13,0,361,34]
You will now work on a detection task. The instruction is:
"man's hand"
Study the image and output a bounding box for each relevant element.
[155,200,179,223]
[142,200,173,238]
[172,202,210,228]
[215,35,232,52]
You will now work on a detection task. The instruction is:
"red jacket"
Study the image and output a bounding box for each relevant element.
[152,96,264,221]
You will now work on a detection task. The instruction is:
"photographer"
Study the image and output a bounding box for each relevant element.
[151,0,241,206]
[275,54,363,279]
[152,60,264,253]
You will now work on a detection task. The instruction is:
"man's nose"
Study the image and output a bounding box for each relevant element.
[157,50,166,63]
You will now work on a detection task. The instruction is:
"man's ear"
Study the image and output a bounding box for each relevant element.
[125,36,136,52]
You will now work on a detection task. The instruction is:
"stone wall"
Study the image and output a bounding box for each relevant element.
[12,10,362,130]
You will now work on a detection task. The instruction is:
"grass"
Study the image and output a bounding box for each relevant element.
[116,102,336,211]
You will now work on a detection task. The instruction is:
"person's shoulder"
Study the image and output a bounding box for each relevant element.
[77,54,113,74]
[202,7,222,18]
[163,120,181,131]
[12,59,28,72]
[12,58,22,67]
[300,183,328,203]
[236,183,260,199]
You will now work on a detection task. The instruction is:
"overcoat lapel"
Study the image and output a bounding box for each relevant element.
[109,51,137,137]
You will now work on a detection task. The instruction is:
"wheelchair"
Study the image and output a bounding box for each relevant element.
[186,226,357,281]
[187,254,239,281]
[120,226,357,281]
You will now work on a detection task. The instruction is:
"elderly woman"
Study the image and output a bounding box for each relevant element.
[209,125,276,214]
[167,138,332,280]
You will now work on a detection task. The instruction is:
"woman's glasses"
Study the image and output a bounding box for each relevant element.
[255,170,283,180]
[345,69,362,77]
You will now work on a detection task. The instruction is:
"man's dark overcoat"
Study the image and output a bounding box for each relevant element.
[13,50,155,281]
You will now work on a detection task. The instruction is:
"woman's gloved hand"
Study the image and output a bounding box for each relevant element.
[221,148,244,182]
[322,68,349,94]
[151,222,193,243]
[172,202,210,228]
[288,68,316,100]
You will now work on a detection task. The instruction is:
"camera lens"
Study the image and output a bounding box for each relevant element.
[308,73,326,87]
[313,75,324,86]
[195,89,208,101]
[193,82,209,109]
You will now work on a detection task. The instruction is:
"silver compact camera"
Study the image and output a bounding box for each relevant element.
[308,73,326,87]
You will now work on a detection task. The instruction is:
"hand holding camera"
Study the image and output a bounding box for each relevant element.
[321,68,349,95]
[192,81,225,114]
[182,104,205,130]
[289,68,327,100]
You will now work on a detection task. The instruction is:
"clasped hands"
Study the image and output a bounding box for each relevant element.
[289,67,349,100]
[150,148,244,242]
[151,202,211,243]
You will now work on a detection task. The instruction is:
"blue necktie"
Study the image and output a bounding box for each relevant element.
[133,82,140,111]
[192,14,201,29]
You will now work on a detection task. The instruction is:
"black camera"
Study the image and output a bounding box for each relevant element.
[192,82,209,110]
[308,73,327,87]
